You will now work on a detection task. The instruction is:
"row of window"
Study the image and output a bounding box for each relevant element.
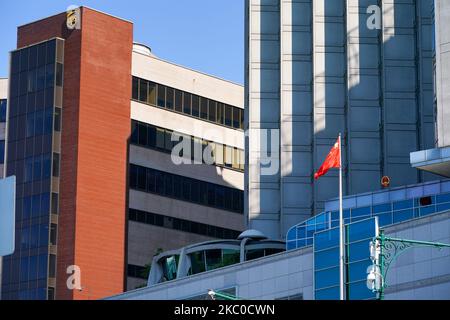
[130,164,244,214]
[131,120,244,171]
[1,254,56,288]
[8,106,60,143]
[129,208,241,239]
[20,223,57,250]
[15,192,59,221]
[7,135,53,165]
[9,63,62,99]
[9,88,55,118]
[132,76,244,130]
[11,39,57,75]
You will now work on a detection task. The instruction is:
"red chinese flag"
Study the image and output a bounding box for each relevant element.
[314,138,341,180]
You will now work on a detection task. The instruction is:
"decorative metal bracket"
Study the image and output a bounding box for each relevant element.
[369,230,450,300]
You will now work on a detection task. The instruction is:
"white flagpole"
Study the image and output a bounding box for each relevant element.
[339,133,344,300]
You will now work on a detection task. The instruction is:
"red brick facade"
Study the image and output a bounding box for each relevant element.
[17,7,133,300]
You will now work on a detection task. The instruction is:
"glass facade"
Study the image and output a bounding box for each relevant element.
[131,120,244,172]
[132,76,244,130]
[314,218,378,300]
[2,38,64,300]
[287,191,450,251]
[129,164,244,214]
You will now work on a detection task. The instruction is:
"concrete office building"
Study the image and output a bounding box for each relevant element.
[245,0,440,240]
[0,78,7,177]
[107,181,450,300]
[411,0,450,177]
[1,7,244,300]
[127,45,245,290]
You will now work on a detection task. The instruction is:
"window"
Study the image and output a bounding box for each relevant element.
[200,97,208,120]
[166,87,174,110]
[233,108,240,129]
[139,79,148,102]
[175,90,183,112]
[183,92,191,115]
[49,254,56,278]
[56,63,63,87]
[0,100,6,122]
[138,122,148,146]
[45,63,55,88]
[191,95,199,117]
[52,153,60,177]
[224,105,232,127]
[208,100,216,122]
[216,103,224,125]
[54,107,61,132]
[148,81,156,105]
[132,77,139,100]
[51,193,59,215]
[129,165,243,214]
[50,224,57,245]
[0,141,4,165]
[157,85,166,108]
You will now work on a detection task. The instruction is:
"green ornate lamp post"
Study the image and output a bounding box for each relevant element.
[367,229,450,300]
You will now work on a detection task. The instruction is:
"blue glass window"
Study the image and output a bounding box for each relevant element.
[314,227,339,251]
[347,239,371,263]
[347,260,372,283]
[348,281,376,300]
[437,203,450,212]
[393,199,413,210]
[315,286,339,300]
[419,205,436,217]
[393,209,414,224]
[351,206,371,219]
[296,226,306,240]
[375,212,392,227]
[315,247,339,270]
[287,227,296,241]
[437,193,450,204]
[315,267,339,290]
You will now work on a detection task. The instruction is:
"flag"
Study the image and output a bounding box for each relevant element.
[314,138,341,180]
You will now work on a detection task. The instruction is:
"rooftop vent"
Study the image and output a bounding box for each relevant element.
[237,229,268,241]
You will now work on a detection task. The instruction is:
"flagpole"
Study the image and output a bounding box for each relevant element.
[339,133,344,300]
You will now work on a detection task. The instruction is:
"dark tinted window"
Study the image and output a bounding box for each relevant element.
[225,105,232,127]
[132,77,139,100]
[139,79,148,102]
[183,92,191,115]
[208,100,216,122]
[157,85,166,108]
[166,87,174,110]
[191,95,199,117]
[175,90,183,112]
[200,97,208,120]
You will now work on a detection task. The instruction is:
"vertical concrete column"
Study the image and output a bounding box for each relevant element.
[280,0,314,236]
[246,0,281,239]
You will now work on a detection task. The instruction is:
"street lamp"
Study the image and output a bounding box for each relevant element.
[367,229,450,300]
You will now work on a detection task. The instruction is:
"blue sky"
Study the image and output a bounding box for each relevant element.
[0,0,244,84]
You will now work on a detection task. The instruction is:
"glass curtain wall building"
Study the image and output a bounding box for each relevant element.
[1,38,64,300]
[287,180,450,250]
